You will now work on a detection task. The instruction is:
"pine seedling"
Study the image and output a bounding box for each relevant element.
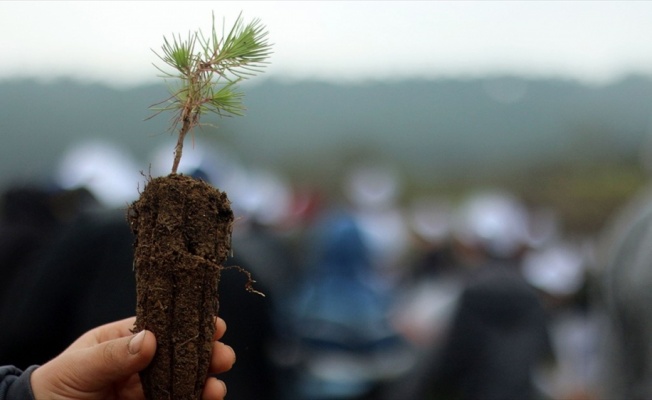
[150,12,272,173]
[130,13,272,400]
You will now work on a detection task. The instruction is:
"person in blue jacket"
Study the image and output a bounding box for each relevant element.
[0,316,235,400]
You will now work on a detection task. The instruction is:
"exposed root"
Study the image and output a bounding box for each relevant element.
[224,265,266,297]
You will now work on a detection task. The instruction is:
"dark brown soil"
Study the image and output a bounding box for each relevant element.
[129,173,233,400]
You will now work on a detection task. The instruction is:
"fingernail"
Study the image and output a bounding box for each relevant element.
[229,345,236,366]
[128,330,146,354]
[219,378,227,397]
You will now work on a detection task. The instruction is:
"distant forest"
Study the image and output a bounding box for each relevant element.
[2,75,652,232]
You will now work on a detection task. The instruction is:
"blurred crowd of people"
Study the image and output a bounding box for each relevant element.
[0,138,646,399]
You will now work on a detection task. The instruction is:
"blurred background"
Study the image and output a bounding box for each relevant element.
[1,1,652,233]
[2,1,652,399]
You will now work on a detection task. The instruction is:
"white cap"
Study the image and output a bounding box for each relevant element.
[522,243,585,296]
[453,190,531,258]
[55,139,143,208]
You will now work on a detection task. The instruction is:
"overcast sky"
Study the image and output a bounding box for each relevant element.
[2,1,652,87]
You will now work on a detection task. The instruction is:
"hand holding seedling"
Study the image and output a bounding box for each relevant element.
[30,317,234,400]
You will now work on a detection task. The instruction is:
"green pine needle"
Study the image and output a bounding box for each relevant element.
[148,12,272,174]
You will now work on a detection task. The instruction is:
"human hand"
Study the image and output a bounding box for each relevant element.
[30,316,235,400]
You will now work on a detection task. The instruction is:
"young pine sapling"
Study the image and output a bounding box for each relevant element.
[129,13,271,400]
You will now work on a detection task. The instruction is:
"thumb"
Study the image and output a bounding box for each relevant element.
[84,330,157,383]
[31,329,157,398]
[59,330,156,391]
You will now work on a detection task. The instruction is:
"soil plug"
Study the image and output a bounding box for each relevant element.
[129,13,271,400]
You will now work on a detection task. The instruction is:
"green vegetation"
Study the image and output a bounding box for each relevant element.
[149,13,272,173]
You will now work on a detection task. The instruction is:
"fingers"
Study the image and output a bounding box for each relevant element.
[213,316,227,340]
[205,316,234,399]
[209,340,236,374]
[202,377,227,400]
[211,316,234,373]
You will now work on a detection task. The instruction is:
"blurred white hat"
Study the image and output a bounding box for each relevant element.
[522,243,585,296]
[408,196,452,244]
[453,190,531,258]
[55,139,143,208]
[227,167,292,226]
[344,162,401,209]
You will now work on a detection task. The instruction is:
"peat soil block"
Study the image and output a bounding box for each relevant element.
[129,173,233,400]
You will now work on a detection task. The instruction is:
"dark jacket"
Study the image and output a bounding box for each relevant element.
[0,365,37,400]
[425,262,553,400]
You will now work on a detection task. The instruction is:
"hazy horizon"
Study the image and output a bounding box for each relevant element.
[2,1,652,88]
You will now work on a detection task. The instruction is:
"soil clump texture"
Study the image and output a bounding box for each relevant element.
[129,173,233,400]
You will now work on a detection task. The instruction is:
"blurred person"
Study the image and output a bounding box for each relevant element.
[594,183,652,399]
[389,196,462,350]
[0,182,107,365]
[0,316,234,399]
[277,208,411,400]
[382,197,465,399]
[523,240,600,400]
[404,196,456,281]
[343,162,411,283]
[0,185,60,300]
[226,165,302,302]
[590,123,652,399]
[0,177,101,303]
[393,190,555,400]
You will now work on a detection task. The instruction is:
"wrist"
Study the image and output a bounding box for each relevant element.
[30,363,64,400]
